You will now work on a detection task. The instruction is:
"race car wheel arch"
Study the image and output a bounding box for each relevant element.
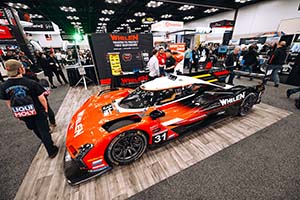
[238,92,257,116]
[105,130,148,166]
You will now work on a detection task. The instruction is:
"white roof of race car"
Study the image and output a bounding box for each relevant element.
[141,75,226,91]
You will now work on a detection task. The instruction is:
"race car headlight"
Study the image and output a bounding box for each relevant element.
[75,143,94,160]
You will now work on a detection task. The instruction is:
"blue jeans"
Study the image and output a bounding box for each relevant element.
[265,65,282,85]
[237,65,253,79]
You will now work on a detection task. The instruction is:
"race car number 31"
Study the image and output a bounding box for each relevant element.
[152,131,167,144]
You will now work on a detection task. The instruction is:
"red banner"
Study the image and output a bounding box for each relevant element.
[0,25,14,39]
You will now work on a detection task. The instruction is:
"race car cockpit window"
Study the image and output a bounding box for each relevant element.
[119,87,155,109]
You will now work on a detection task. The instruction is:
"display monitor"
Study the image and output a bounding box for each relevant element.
[218,46,228,54]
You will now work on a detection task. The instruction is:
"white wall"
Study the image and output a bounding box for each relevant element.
[184,11,235,29]
[233,0,300,39]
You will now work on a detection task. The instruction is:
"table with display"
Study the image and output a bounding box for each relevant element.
[65,64,98,86]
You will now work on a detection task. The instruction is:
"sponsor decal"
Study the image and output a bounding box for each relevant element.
[219,92,245,106]
[120,75,149,84]
[102,104,113,116]
[74,110,85,137]
[122,53,132,62]
[12,104,37,118]
[92,159,103,167]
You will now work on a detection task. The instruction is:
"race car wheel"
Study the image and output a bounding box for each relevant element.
[106,130,147,165]
[238,93,257,116]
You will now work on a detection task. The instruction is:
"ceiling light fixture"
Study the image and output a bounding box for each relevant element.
[161,14,172,19]
[204,8,219,13]
[183,16,195,20]
[105,0,122,4]
[99,17,110,21]
[146,1,163,8]
[98,23,107,25]
[30,14,43,19]
[134,12,146,17]
[178,5,195,11]
[141,24,148,27]
[6,2,29,9]
[121,23,129,27]
[135,27,141,30]
[101,9,115,15]
[126,19,136,23]
[235,0,251,3]
[67,16,80,20]
[60,6,76,12]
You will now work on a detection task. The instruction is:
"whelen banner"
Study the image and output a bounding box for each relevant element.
[89,33,153,83]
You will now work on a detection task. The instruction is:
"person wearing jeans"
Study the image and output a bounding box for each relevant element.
[225,46,240,85]
[263,41,287,87]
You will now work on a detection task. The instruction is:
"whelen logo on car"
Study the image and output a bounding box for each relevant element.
[74,110,85,137]
[219,92,246,106]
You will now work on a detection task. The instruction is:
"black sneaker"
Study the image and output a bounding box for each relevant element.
[49,146,59,159]
[51,85,57,89]
[274,84,279,88]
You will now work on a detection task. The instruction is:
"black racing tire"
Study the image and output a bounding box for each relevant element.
[238,93,257,116]
[107,120,135,132]
[106,130,147,165]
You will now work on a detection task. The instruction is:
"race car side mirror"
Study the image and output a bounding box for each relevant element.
[150,110,165,120]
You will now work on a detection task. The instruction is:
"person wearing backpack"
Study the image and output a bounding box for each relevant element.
[0,59,59,158]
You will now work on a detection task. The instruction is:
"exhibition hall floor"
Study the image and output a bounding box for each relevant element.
[1,78,300,200]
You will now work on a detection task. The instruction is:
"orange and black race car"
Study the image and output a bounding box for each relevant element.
[64,75,265,185]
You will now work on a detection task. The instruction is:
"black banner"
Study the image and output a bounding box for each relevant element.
[24,21,54,31]
[89,33,153,82]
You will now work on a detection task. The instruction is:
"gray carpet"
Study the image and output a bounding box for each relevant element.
[130,78,300,200]
[0,75,69,200]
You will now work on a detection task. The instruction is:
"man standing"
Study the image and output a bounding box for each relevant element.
[264,41,287,87]
[165,49,176,74]
[157,47,166,76]
[225,46,240,85]
[184,47,191,69]
[0,59,59,158]
[48,51,69,85]
[147,49,160,80]
[189,46,200,73]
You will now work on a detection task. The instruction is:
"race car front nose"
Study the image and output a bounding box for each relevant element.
[64,150,112,185]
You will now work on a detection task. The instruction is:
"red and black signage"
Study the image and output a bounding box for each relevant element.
[89,33,153,83]
[210,20,235,28]
[24,21,54,32]
[0,25,14,39]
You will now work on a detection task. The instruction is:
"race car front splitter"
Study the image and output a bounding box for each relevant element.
[64,150,112,185]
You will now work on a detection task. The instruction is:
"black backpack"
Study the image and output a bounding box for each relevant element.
[10,86,37,118]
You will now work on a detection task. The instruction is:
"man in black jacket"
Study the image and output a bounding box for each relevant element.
[238,45,258,81]
[48,52,69,85]
[225,46,240,85]
[264,41,287,87]
[287,52,300,98]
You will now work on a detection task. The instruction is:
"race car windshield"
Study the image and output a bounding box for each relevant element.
[119,87,155,109]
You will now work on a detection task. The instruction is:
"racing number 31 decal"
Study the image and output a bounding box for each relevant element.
[152,130,168,144]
